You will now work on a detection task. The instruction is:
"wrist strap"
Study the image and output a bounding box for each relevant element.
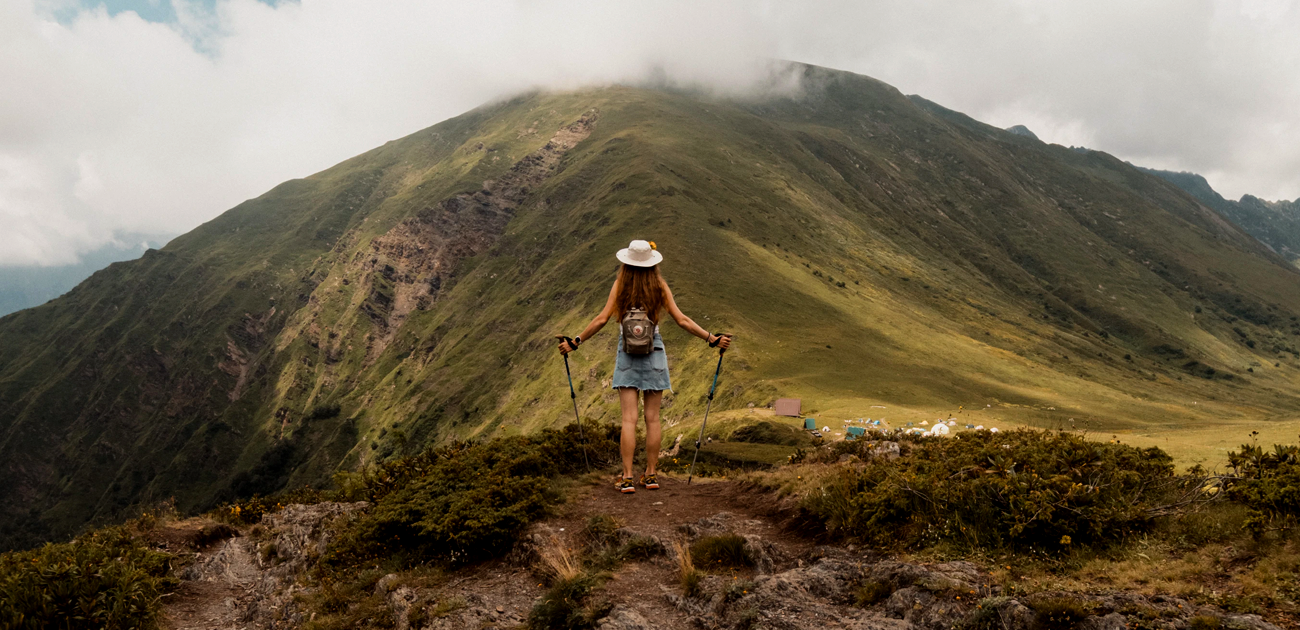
[708,332,721,348]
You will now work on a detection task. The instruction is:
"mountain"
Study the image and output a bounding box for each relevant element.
[1004,124,1039,140]
[1136,167,1300,263]
[0,235,174,317]
[7,64,1300,549]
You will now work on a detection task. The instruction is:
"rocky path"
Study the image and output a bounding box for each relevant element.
[157,478,1287,630]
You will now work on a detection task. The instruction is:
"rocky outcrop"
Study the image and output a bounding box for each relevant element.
[163,502,1285,630]
[351,110,598,361]
[167,502,367,630]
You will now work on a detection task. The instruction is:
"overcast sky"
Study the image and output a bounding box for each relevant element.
[3,0,1298,267]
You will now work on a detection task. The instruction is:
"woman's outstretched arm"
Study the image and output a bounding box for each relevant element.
[661,279,732,350]
[558,278,620,354]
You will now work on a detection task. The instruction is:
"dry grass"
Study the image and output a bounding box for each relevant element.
[537,533,581,582]
[672,538,703,597]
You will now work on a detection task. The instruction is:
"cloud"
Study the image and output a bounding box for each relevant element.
[2,0,1298,266]
[765,0,1300,200]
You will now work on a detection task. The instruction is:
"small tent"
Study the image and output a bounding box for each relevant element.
[775,398,802,417]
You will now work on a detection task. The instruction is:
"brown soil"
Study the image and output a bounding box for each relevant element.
[156,476,1292,630]
[162,580,250,630]
[422,474,816,630]
[552,474,804,548]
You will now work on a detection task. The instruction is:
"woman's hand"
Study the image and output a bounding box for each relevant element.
[556,336,577,355]
[709,333,733,350]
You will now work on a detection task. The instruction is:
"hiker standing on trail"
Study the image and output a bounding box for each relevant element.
[558,240,732,494]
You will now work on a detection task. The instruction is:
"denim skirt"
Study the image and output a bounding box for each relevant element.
[611,331,672,391]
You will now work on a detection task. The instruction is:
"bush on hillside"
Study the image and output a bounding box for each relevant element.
[730,421,812,447]
[1228,443,1300,534]
[0,525,177,630]
[802,429,1176,551]
[215,486,328,526]
[321,423,619,571]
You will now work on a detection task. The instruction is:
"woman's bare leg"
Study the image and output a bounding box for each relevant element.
[642,390,663,474]
[618,387,640,479]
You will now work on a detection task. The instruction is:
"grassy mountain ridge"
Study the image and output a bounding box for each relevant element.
[0,234,174,317]
[1137,166,1300,264]
[5,64,1300,550]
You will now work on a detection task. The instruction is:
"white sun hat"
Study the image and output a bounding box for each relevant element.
[616,240,663,267]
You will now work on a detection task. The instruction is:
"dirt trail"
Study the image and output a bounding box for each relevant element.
[157,477,1287,630]
[162,546,260,630]
[160,502,367,630]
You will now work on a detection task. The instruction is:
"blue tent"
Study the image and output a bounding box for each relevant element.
[804,418,817,430]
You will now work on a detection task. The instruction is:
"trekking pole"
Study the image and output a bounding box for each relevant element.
[557,337,591,472]
[688,337,729,485]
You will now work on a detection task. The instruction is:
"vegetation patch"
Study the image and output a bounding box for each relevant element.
[729,421,813,447]
[672,539,703,597]
[527,573,610,630]
[690,533,754,571]
[1228,443,1300,534]
[854,579,893,607]
[962,597,1011,630]
[0,524,177,630]
[1026,595,1095,629]
[794,429,1178,551]
[318,423,617,573]
[725,578,757,603]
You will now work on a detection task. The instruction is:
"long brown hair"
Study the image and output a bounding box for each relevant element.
[614,264,666,324]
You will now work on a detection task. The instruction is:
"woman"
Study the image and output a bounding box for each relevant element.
[558,240,732,493]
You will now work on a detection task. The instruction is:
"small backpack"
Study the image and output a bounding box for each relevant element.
[621,308,654,355]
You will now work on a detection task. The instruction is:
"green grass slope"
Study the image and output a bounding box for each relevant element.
[5,64,1300,549]
[1138,166,1300,264]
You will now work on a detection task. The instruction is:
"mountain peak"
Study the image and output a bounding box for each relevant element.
[1004,124,1039,140]
[6,71,1300,549]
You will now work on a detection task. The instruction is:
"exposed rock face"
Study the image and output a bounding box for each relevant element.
[349,111,597,361]
[596,606,654,630]
[163,501,1285,630]
[167,502,367,630]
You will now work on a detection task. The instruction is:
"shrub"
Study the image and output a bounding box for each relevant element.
[214,485,326,526]
[527,574,608,630]
[306,403,342,420]
[733,606,760,629]
[583,515,621,549]
[961,598,1009,630]
[803,429,1176,551]
[690,533,753,570]
[1027,596,1094,629]
[617,535,664,562]
[725,579,757,603]
[0,525,177,630]
[1228,443,1300,533]
[320,423,618,572]
[1187,616,1222,630]
[730,421,811,447]
[431,596,468,617]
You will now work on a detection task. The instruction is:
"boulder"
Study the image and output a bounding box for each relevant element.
[597,605,653,630]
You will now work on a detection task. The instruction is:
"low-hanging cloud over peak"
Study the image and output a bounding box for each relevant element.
[3,0,1298,266]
